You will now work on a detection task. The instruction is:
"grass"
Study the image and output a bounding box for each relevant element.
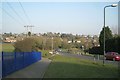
[0,43,15,52]
[44,55,118,78]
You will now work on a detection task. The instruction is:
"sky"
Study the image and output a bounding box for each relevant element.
[1,1,119,35]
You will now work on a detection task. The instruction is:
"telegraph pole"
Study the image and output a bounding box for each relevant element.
[24,25,34,37]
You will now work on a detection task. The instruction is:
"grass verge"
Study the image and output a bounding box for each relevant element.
[44,55,118,78]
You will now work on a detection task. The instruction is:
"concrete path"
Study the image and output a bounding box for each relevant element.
[5,58,51,78]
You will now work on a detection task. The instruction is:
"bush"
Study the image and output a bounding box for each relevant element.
[40,50,52,58]
[14,37,38,52]
[68,48,82,54]
[89,47,103,55]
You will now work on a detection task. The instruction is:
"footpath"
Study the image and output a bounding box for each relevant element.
[5,58,51,78]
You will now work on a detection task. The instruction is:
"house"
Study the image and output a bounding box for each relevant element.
[4,37,16,43]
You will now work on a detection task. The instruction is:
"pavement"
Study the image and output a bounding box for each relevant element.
[5,58,51,78]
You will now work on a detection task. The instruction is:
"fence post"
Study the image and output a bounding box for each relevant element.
[14,52,16,71]
[2,52,3,78]
[98,54,100,60]
[23,52,24,68]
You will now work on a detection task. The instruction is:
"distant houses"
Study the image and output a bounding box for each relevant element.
[1,32,100,48]
[68,40,81,43]
[3,37,16,43]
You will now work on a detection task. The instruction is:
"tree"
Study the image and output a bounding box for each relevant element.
[99,26,113,47]
[61,38,71,49]
[33,37,43,50]
[28,31,31,36]
[105,36,120,53]
[53,37,62,49]
[3,32,12,37]
[14,37,38,52]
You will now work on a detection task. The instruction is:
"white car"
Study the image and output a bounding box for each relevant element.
[49,51,53,54]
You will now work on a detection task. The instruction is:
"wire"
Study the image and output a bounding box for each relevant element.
[2,8,24,25]
[5,0,26,25]
[18,0,31,24]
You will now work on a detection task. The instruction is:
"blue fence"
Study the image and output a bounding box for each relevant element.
[2,51,41,77]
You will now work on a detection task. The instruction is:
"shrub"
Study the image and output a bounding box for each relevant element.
[40,50,52,58]
[14,37,38,52]
[68,48,82,54]
[89,47,103,55]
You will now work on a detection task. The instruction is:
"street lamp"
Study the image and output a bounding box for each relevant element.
[103,4,117,65]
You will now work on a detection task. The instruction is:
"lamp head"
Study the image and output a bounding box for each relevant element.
[111,4,118,7]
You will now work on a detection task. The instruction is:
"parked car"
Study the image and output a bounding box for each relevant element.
[49,51,53,54]
[105,52,120,61]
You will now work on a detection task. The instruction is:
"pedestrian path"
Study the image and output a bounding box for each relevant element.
[5,58,51,78]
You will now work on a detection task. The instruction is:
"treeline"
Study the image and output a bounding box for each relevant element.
[14,36,83,52]
[89,26,120,54]
[14,37,61,52]
[12,31,99,52]
[89,36,120,54]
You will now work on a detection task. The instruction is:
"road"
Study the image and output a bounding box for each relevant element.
[58,51,119,66]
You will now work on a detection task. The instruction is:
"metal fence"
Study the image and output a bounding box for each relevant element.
[2,51,41,77]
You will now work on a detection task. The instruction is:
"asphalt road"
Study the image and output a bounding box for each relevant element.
[58,51,119,66]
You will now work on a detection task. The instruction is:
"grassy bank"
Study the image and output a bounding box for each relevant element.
[44,55,118,78]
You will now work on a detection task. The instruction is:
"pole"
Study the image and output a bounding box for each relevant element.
[103,4,117,65]
[52,37,53,53]
[103,6,106,65]
[24,25,34,37]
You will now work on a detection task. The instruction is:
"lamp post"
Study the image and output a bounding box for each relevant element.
[103,4,117,65]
